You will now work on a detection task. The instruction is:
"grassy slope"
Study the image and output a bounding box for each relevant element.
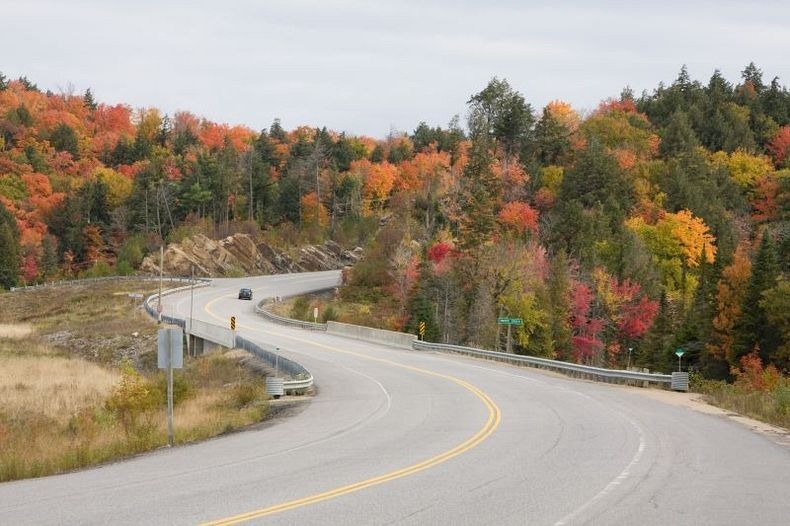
[0,281,270,482]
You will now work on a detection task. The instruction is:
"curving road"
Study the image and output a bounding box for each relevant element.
[1,271,788,525]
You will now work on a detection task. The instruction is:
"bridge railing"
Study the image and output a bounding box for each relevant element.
[144,280,313,393]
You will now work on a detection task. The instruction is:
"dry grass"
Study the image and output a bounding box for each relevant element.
[269,293,403,330]
[692,374,790,430]
[0,323,33,339]
[0,353,119,421]
[0,280,272,482]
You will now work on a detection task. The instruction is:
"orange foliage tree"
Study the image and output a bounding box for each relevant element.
[300,191,328,227]
[348,159,397,214]
[708,244,752,364]
[767,126,790,168]
[497,201,539,237]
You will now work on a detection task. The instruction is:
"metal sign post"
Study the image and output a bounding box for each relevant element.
[158,328,183,447]
[157,245,163,324]
[496,318,522,353]
[675,348,685,372]
[188,265,194,356]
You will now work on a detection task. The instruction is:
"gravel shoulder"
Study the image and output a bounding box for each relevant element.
[618,383,790,447]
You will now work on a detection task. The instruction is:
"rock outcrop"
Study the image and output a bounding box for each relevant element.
[140,233,362,277]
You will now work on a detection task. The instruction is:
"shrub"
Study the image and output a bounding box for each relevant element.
[290,296,310,320]
[79,261,114,278]
[732,349,781,392]
[117,234,146,270]
[105,361,159,435]
[322,305,338,322]
[227,383,263,409]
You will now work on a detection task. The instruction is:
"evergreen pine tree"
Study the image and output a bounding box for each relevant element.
[545,249,572,359]
[733,233,781,365]
[83,88,97,111]
[405,269,440,343]
[0,202,20,289]
[659,110,700,157]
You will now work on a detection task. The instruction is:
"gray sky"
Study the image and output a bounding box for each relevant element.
[3,0,789,137]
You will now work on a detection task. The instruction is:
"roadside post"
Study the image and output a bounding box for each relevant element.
[627,347,633,370]
[313,307,319,324]
[419,321,426,340]
[230,316,237,348]
[676,347,684,372]
[188,265,194,356]
[157,245,163,324]
[497,317,523,353]
[158,327,184,447]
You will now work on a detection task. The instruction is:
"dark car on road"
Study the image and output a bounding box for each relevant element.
[238,288,253,300]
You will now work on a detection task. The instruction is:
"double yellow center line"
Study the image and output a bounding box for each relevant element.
[199,295,502,525]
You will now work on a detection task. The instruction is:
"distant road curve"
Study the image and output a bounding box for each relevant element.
[1,271,788,525]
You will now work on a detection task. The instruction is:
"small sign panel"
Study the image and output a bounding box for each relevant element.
[158,328,184,369]
[675,349,685,357]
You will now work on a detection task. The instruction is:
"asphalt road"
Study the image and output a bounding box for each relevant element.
[2,271,788,525]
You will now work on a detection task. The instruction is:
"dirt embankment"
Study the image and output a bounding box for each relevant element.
[140,234,363,277]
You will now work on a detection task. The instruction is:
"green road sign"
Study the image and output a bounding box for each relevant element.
[675,348,685,357]
[498,318,523,325]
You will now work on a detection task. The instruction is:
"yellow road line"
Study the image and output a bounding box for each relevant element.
[197,295,502,525]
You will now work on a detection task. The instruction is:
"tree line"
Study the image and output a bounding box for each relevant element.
[0,64,787,377]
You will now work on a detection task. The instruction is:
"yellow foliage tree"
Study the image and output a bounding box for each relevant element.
[93,167,132,208]
[710,149,773,187]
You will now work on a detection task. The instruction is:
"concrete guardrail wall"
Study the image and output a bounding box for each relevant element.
[326,321,416,349]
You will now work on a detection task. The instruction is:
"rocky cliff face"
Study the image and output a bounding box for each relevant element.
[139,234,363,277]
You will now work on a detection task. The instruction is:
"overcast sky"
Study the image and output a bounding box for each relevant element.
[3,0,789,137]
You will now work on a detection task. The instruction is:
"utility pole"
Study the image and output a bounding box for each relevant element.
[157,245,163,324]
[188,265,195,356]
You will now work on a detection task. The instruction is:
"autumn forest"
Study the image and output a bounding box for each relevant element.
[0,65,787,380]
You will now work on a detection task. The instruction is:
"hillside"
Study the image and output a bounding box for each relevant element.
[138,233,362,276]
[0,65,787,379]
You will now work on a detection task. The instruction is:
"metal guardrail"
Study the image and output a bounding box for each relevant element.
[255,299,328,331]
[671,372,690,391]
[413,340,673,386]
[143,281,313,393]
[10,275,200,292]
[235,335,313,393]
[143,279,211,322]
[252,294,673,389]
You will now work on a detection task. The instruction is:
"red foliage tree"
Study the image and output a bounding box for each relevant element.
[570,282,605,363]
[767,126,790,168]
[497,201,539,236]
